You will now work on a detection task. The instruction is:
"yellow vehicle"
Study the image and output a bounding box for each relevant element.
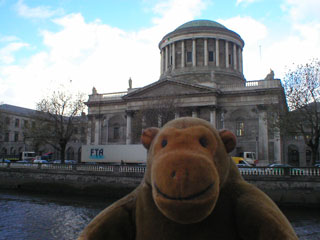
[232,152,257,166]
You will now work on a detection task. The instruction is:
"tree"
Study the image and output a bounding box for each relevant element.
[28,88,86,163]
[281,59,320,165]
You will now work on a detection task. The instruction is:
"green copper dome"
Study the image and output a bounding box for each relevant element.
[175,20,226,30]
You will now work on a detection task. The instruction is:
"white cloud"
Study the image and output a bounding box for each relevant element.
[282,0,320,22]
[0,42,29,64]
[1,0,206,108]
[218,16,268,80]
[236,0,259,6]
[0,36,20,42]
[15,0,64,19]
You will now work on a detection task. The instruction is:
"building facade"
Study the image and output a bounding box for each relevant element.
[85,20,289,165]
[0,104,86,161]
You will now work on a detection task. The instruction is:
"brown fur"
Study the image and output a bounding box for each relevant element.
[78,117,298,240]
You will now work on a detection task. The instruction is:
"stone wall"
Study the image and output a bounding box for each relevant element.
[0,167,319,206]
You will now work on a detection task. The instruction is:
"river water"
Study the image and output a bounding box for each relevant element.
[0,190,319,240]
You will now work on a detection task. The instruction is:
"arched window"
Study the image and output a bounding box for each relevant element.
[236,121,245,137]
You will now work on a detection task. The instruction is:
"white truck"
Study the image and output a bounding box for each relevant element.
[21,151,36,161]
[232,152,258,166]
[81,144,147,164]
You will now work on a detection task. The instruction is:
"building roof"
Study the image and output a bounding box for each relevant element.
[175,20,226,30]
[0,104,37,117]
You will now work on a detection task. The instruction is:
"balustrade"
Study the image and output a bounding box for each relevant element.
[1,162,320,177]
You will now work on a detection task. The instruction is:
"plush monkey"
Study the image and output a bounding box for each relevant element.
[78,117,298,240]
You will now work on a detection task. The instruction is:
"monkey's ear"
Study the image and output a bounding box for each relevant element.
[219,130,236,153]
[141,128,159,150]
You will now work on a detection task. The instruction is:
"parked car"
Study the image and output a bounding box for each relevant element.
[267,163,303,174]
[52,160,76,164]
[17,160,30,163]
[33,159,49,164]
[236,160,252,167]
[314,164,320,168]
[1,159,10,163]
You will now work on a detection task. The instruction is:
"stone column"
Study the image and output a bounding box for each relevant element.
[142,115,146,129]
[158,114,162,128]
[192,39,196,67]
[258,107,269,161]
[204,38,208,66]
[160,50,164,74]
[239,48,243,73]
[165,46,169,72]
[172,43,175,70]
[233,44,237,70]
[105,117,109,144]
[181,40,185,68]
[209,107,216,128]
[94,118,100,145]
[86,119,92,144]
[175,111,180,119]
[225,41,229,68]
[215,39,219,67]
[274,129,281,163]
[126,111,133,145]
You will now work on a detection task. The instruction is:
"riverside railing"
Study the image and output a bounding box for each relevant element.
[1,162,320,177]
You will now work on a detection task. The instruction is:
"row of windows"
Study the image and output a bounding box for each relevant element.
[3,131,20,142]
[4,117,35,129]
[168,51,233,64]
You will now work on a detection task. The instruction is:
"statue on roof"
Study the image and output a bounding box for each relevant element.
[128,77,132,89]
[264,69,275,80]
[92,87,97,95]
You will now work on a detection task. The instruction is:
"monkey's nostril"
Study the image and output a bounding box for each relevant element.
[171,171,176,178]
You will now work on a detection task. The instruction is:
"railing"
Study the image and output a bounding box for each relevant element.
[238,166,320,177]
[220,79,282,90]
[1,163,320,177]
[88,91,128,101]
[0,162,146,173]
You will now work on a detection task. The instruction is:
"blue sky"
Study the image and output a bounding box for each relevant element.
[1,0,320,109]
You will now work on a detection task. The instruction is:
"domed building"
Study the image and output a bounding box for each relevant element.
[85,20,289,165]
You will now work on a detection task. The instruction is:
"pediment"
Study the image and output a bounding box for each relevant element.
[124,80,213,99]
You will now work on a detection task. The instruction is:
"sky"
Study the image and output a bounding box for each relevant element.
[1,0,320,109]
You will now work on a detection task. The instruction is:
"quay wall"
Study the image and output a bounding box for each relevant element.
[0,165,319,206]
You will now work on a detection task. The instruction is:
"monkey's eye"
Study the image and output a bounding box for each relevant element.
[199,137,208,148]
[161,139,167,148]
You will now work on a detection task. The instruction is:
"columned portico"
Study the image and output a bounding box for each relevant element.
[209,107,216,128]
[225,41,229,68]
[94,117,100,145]
[192,39,196,67]
[181,40,185,68]
[215,39,219,67]
[233,44,237,70]
[204,38,208,66]
[126,111,133,145]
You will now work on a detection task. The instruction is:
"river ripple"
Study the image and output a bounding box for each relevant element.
[0,190,319,240]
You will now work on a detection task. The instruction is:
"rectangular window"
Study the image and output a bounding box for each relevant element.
[24,120,29,128]
[14,132,19,142]
[228,54,232,65]
[236,122,245,137]
[5,132,9,142]
[15,118,20,128]
[186,51,192,62]
[5,117,10,125]
[208,51,214,62]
